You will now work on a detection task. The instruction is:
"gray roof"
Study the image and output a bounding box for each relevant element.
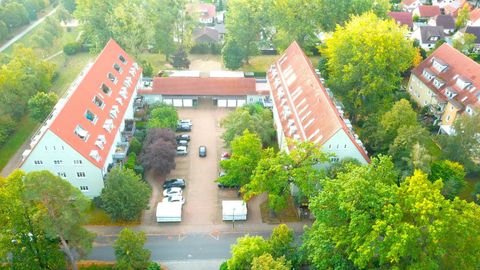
[420,26,445,44]
[465,26,480,44]
[193,27,220,43]
[214,23,226,34]
[435,15,455,30]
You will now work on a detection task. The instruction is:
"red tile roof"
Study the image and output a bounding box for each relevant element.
[418,5,441,17]
[401,0,418,6]
[411,43,480,110]
[267,41,369,163]
[388,11,413,28]
[187,3,216,20]
[139,77,257,96]
[470,8,480,23]
[47,39,141,168]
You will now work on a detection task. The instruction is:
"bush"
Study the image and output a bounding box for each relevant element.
[135,121,147,130]
[125,153,137,170]
[134,165,145,178]
[219,261,229,270]
[128,137,142,155]
[146,262,161,270]
[63,42,81,55]
[92,196,103,209]
[78,264,115,270]
[134,129,146,143]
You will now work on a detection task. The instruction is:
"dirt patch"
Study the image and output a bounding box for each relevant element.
[189,54,223,71]
[260,197,300,224]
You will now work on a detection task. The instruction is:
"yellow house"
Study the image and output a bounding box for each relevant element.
[407,43,480,135]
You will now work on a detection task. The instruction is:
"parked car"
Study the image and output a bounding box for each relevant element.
[199,145,207,157]
[178,119,192,127]
[217,182,240,189]
[162,195,185,205]
[177,140,188,146]
[176,134,190,141]
[176,124,191,132]
[163,178,186,189]
[176,146,188,155]
[163,187,183,197]
[221,152,230,160]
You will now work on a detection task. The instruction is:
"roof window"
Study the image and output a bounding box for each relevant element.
[101,83,111,95]
[85,110,97,124]
[108,73,118,84]
[103,119,114,133]
[113,63,122,73]
[74,125,89,141]
[119,55,127,64]
[89,150,101,162]
[93,96,105,109]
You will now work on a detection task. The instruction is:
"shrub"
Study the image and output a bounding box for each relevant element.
[128,137,142,155]
[134,129,146,143]
[219,261,229,270]
[63,42,81,55]
[125,153,137,170]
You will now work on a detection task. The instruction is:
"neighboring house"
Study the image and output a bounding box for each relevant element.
[138,76,269,108]
[468,8,480,26]
[465,26,480,51]
[20,39,143,197]
[443,0,470,17]
[406,43,480,135]
[414,5,441,20]
[213,23,226,41]
[429,15,456,34]
[401,0,422,12]
[192,27,220,44]
[187,3,216,24]
[267,41,370,164]
[413,25,445,50]
[388,11,414,30]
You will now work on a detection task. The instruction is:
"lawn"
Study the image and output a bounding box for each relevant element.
[0,115,39,171]
[85,203,140,226]
[49,52,94,95]
[138,52,169,75]
[424,136,443,160]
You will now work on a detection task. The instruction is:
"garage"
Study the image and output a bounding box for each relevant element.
[237,100,246,107]
[173,99,183,107]
[163,99,173,105]
[227,99,237,107]
[218,99,227,107]
[183,99,193,107]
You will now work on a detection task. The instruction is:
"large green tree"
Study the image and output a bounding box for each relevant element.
[228,236,271,270]
[323,13,416,120]
[28,92,58,122]
[147,103,179,130]
[303,157,480,269]
[114,228,151,270]
[219,130,263,188]
[251,254,291,270]
[0,170,66,270]
[75,0,115,52]
[429,160,466,200]
[100,167,151,221]
[23,171,95,270]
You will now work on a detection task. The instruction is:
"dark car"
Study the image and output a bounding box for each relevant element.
[199,145,207,157]
[176,124,191,132]
[163,178,186,189]
[176,134,190,141]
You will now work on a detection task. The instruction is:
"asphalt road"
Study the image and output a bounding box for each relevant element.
[89,232,271,270]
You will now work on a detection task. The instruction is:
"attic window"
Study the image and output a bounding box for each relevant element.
[433,78,445,89]
[101,84,111,95]
[89,150,101,162]
[119,55,127,64]
[455,77,472,90]
[113,63,122,73]
[107,73,117,84]
[93,96,105,109]
[95,135,106,150]
[445,88,457,99]
[422,69,435,81]
[85,110,97,124]
[103,119,114,133]
[74,125,89,141]
[432,58,448,72]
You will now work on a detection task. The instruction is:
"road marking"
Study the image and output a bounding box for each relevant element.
[209,230,220,240]
[178,233,187,241]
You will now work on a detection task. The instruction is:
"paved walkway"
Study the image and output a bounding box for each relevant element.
[0,7,58,53]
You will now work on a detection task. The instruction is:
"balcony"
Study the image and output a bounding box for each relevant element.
[122,119,136,138]
[112,141,129,160]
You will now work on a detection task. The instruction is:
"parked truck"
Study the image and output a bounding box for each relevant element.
[156,202,182,222]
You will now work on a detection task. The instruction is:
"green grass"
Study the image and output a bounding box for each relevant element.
[49,52,94,95]
[424,137,443,160]
[138,52,169,75]
[85,204,140,226]
[0,116,39,171]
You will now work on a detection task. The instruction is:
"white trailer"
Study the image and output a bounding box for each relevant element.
[222,200,247,221]
[156,202,182,222]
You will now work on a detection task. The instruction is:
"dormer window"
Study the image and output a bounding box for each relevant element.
[433,78,445,89]
[89,150,101,162]
[466,106,473,115]
[103,119,114,133]
[119,55,127,64]
[101,83,111,95]
[116,97,124,105]
[85,110,97,124]
[74,125,89,141]
[109,107,118,119]
[95,135,106,150]
[93,96,105,109]
[422,69,435,81]
[455,77,472,90]
[113,63,122,73]
[445,88,457,99]
[107,73,117,84]
[429,36,439,42]
[432,58,448,72]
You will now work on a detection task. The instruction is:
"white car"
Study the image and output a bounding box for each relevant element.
[163,187,183,197]
[163,195,185,205]
[176,146,188,156]
[178,119,192,127]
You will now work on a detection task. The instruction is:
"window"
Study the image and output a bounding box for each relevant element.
[80,186,89,191]
[85,110,97,123]
[101,83,111,95]
[328,144,331,149]
[74,160,83,165]
[330,157,340,163]
[424,100,427,105]
[53,160,63,165]
[119,54,127,64]
[57,172,66,178]
[93,96,105,109]
[34,160,43,165]
[74,125,89,141]
[77,172,86,178]
[107,73,117,84]
[113,63,122,73]
[344,144,347,148]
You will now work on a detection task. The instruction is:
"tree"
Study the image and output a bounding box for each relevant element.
[429,160,466,200]
[149,0,181,60]
[147,103,179,130]
[114,228,151,270]
[28,92,58,122]
[1,2,29,29]
[456,4,470,29]
[61,0,77,13]
[74,0,114,52]
[23,171,95,270]
[268,224,295,263]
[219,130,262,187]
[221,104,276,147]
[100,167,150,221]
[380,99,419,145]
[141,60,154,77]
[140,129,177,175]
[251,254,291,270]
[63,42,81,55]
[227,235,271,270]
[439,114,480,172]
[322,13,416,121]
[171,48,190,69]
[453,33,476,53]
[222,39,245,70]
[0,115,15,146]
[0,170,66,270]
[128,137,142,155]
[242,141,328,213]
[303,157,480,269]
[0,21,8,42]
